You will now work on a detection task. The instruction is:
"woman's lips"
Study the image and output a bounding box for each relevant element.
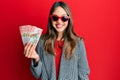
[56,24,63,28]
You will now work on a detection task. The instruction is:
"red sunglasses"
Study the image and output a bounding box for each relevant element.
[50,15,70,22]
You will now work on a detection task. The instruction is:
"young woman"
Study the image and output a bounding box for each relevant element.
[24,1,90,80]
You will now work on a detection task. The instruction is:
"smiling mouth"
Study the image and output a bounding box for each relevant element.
[56,24,63,28]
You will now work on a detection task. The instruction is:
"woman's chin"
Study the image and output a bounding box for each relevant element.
[56,30,64,33]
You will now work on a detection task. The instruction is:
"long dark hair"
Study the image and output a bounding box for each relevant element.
[42,1,78,60]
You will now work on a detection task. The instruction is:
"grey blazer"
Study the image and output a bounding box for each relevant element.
[30,38,90,80]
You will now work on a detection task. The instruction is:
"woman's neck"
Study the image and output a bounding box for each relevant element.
[57,32,63,41]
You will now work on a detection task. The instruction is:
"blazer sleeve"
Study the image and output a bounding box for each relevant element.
[77,38,90,80]
[30,39,43,79]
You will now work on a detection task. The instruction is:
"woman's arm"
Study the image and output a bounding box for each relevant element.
[30,39,43,78]
[30,58,42,78]
[77,38,90,80]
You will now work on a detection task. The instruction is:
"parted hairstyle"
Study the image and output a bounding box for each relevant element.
[42,1,79,60]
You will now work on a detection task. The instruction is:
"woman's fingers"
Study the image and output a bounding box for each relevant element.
[24,41,38,59]
[24,42,32,57]
[24,42,30,54]
[25,42,31,57]
[28,44,36,58]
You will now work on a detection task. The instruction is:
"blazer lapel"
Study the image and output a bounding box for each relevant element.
[43,52,56,80]
[58,39,68,80]
[58,39,76,80]
[42,40,56,80]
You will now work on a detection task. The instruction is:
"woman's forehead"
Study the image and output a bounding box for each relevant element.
[52,6,67,16]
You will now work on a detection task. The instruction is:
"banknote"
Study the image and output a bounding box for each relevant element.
[19,25,43,46]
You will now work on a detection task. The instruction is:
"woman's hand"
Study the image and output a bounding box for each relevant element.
[24,42,39,63]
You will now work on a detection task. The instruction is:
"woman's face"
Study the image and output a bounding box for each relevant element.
[51,6,69,34]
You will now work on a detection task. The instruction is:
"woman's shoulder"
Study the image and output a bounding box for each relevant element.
[38,34,46,43]
[76,36,84,43]
[75,36,86,57]
[75,36,86,49]
[36,35,45,48]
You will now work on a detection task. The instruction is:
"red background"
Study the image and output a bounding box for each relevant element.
[0,0,120,80]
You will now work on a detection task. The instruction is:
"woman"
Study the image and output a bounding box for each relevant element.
[24,1,90,80]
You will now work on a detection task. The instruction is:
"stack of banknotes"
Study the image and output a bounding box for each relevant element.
[19,25,43,46]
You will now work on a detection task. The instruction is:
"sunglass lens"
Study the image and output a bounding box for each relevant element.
[52,16,58,21]
[62,16,69,22]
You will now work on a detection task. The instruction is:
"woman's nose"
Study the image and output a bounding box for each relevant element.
[57,18,63,23]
